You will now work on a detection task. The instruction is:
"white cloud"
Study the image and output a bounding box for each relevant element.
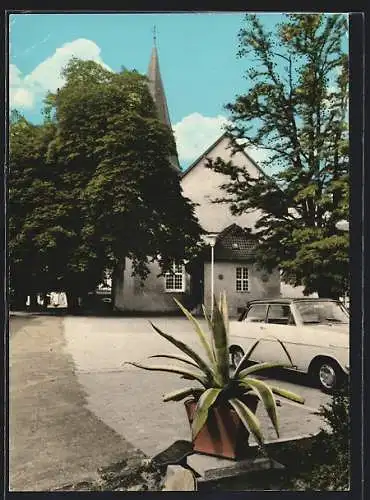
[9,38,112,110]
[25,38,111,94]
[9,64,22,87]
[173,112,230,163]
[11,87,35,108]
[173,112,269,168]
[9,64,34,108]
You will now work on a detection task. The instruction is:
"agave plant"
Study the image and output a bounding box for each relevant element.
[126,293,305,446]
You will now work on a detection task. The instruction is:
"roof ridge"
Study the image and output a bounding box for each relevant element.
[215,223,240,242]
[181,132,268,179]
[181,132,229,178]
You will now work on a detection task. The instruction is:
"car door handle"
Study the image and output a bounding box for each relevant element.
[259,326,266,330]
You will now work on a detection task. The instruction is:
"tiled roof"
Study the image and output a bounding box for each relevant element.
[213,224,256,261]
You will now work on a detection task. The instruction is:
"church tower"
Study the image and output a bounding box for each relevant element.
[147,31,181,172]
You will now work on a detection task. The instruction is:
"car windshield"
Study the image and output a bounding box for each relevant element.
[295,301,349,325]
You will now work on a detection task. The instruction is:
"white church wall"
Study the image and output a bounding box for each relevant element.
[181,136,264,233]
[203,261,281,318]
[113,257,191,312]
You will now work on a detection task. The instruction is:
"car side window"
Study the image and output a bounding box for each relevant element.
[245,304,267,323]
[267,305,295,325]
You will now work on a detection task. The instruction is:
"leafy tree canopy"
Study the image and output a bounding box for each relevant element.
[9,59,203,306]
[208,14,349,298]
[9,112,63,298]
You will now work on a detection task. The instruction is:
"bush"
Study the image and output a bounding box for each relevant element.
[304,384,349,490]
[290,383,350,490]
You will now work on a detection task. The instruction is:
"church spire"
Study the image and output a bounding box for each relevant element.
[147,31,181,172]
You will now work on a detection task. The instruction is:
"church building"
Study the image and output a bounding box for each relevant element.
[112,43,285,317]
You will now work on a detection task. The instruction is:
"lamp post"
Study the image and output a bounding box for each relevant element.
[203,234,217,318]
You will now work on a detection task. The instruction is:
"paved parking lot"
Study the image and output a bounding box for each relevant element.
[9,315,143,491]
[63,316,331,455]
[9,313,332,491]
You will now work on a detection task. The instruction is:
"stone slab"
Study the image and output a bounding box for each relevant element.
[163,465,197,491]
[187,453,285,482]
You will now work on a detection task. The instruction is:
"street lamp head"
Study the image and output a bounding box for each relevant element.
[203,234,218,247]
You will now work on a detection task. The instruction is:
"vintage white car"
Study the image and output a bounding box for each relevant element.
[229,298,349,392]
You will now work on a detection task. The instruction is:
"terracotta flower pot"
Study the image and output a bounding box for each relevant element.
[184,394,259,460]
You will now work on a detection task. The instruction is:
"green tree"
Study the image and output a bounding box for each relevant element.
[9,112,61,309]
[208,14,348,298]
[43,59,203,306]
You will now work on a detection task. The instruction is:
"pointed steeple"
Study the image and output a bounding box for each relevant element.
[147,34,181,172]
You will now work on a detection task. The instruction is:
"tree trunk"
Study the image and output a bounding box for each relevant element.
[111,260,125,310]
[316,285,339,300]
[79,292,91,311]
[29,293,39,311]
[42,291,50,311]
[187,258,204,311]
[66,291,80,313]
[111,267,117,310]
[11,290,27,310]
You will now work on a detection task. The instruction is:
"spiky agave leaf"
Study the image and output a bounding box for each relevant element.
[211,296,230,385]
[233,339,261,377]
[149,322,219,386]
[163,387,203,402]
[202,304,217,362]
[269,385,305,404]
[191,388,222,439]
[233,336,294,378]
[149,354,200,369]
[125,362,208,387]
[173,298,215,366]
[265,335,294,367]
[229,398,264,446]
[202,303,213,331]
[237,361,289,380]
[240,377,279,437]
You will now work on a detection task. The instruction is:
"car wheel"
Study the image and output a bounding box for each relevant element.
[314,359,343,392]
[230,346,245,369]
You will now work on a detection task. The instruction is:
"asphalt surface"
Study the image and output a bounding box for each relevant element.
[9,315,144,491]
[9,313,332,491]
[63,316,331,451]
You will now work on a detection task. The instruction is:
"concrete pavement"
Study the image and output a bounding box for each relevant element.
[63,316,331,456]
[9,313,332,491]
[9,315,144,491]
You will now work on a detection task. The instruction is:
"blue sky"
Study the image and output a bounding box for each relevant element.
[9,12,347,170]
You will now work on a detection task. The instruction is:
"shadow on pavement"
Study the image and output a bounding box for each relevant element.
[9,307,184,318]
[257,367,314,389]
